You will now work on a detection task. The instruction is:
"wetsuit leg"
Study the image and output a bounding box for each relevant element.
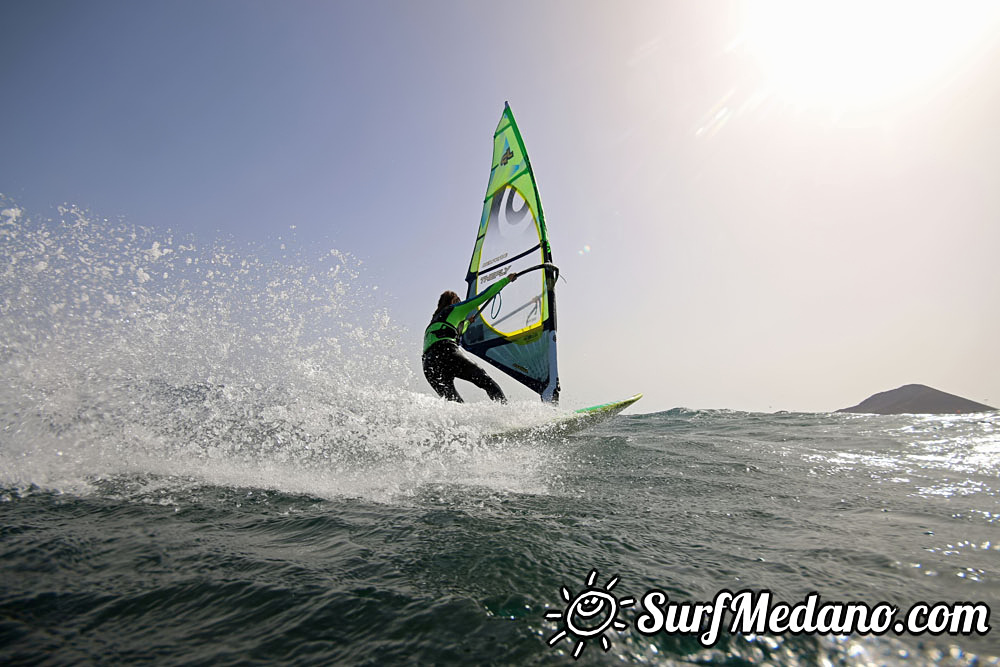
[423,343,506,403]
[450,352,506,403]
[423,345,463,402]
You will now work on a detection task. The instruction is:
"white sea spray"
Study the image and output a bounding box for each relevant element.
[0,198,560,502]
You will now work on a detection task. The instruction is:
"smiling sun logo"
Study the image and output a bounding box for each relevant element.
[544,569,635,659]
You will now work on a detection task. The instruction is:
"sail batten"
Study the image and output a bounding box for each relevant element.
[461,103,559,402]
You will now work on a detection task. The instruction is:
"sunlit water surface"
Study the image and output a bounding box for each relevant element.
[1,203,996,664]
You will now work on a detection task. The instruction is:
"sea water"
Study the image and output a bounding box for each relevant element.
[1,203,997,665]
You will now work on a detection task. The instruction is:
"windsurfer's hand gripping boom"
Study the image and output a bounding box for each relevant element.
[465,270,519,325]
[464,261,559,324]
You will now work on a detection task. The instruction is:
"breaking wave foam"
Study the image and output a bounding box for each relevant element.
[0,199,562,502]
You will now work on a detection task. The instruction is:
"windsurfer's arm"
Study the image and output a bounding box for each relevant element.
[448,274,515,325]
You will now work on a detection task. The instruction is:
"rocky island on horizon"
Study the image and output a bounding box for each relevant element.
[837,383,996,415]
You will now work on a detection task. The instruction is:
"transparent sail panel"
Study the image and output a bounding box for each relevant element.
[462,104,559,401]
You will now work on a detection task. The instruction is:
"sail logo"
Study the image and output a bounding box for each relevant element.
[500,147,514,166]
[544,569,635,660]
[481,252,508,268]
[481,265,511,283]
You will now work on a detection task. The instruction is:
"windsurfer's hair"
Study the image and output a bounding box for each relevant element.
[436,290,461,313]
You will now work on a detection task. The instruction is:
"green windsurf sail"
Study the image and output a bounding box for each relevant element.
[461,103,560,402]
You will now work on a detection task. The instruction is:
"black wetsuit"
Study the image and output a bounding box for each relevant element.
[422,279,509,403]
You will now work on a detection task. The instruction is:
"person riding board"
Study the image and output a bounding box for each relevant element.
[422,272,518,402]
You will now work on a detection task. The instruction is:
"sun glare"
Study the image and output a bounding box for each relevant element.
[740,0,1000,110]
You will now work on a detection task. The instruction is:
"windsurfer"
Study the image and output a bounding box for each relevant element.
[422,273,518,402]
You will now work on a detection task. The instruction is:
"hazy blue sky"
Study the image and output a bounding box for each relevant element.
[3,0,999,412]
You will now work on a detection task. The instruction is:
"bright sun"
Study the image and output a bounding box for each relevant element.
[739,0,1000,110]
